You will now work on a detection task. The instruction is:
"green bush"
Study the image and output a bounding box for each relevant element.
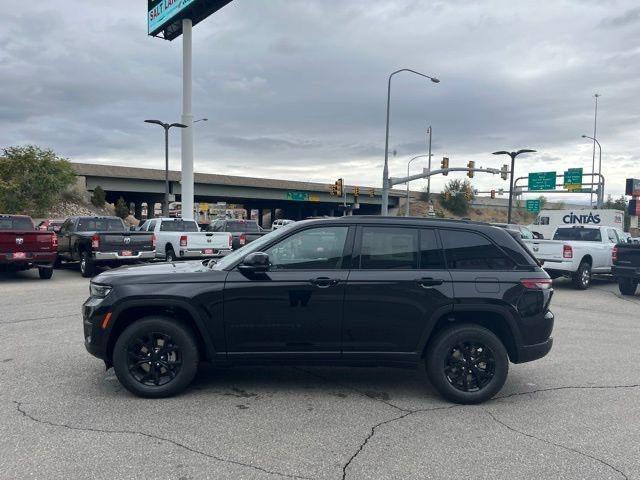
[115,197,129,219]
[440,179,475,215]
[0,145,76,216]
[91,186,106,207]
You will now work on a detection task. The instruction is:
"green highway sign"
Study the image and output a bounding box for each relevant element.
[526,199,541,212]
[564,168,583,190]
[528,171,556,191]
[286,191,309,202]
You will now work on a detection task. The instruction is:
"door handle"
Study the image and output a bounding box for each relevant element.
[417,277,444,288]
[310,277,339,288]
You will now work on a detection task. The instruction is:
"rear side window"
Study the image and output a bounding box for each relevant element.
[553,228,601,241]
[160,220,199,232]
[0,216,33,230]
[360,227,418,269]
[440,230,515,270]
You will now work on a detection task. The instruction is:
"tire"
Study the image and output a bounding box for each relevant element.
[166,247,177,262]
[80,251,95,278]
[618,278,638,296]
[572,261,591,290]
[53,256,62,269]
[426,323,509,404]
[112,317,199,398]
[38,267,53,280]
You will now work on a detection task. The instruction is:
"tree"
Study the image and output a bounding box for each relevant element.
[440,179,475,215]
[91,186,106,207]
[115,197,129,219]
[0,145,76,216]
[604,195,630,230]
[537,196,548,209]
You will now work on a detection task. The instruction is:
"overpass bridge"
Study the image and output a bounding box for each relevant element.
[72,163,404,225]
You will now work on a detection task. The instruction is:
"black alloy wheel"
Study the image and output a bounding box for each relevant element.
[113,317,199,398]
[426,323,508,404]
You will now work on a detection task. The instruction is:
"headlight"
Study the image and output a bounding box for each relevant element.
[90,283,112,298]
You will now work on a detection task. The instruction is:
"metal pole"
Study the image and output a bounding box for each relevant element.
[590,93,599,206]
[597,140,603,207]
[507,153,516,224]
[381,75,392,216]
[181,18,194,220]
[164,125,169,217]
[426,126,432,200]
[405,162,410,216]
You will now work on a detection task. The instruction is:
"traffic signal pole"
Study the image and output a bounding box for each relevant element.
[181,18,194,220]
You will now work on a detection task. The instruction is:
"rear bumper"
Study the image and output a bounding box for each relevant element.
[1,252,57,266]
[612,265,640,280]
[179,248,232,259]
[93,251,155,262]
[541,260,576,274]
[515,309,554,363]
[516,337,553,363]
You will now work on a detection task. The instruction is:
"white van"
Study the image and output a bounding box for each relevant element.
[528,209,624,239]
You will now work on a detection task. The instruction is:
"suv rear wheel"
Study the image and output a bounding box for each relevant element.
[618,278,638,296]
[426,324,508,404]
[112,317,199,398]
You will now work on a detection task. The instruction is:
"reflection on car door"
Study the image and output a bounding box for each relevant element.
[223,225,353,359]
[343,226,454,360]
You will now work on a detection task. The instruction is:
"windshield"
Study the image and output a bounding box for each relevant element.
[160,220,199,232]
[0,216,33,230]
[553,228,602,241]
[226,220,260,232]
[212,227,288,270]
[76,218,125,232]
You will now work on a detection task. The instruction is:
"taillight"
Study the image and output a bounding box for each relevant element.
[239,234,246,246]
[520,278,553,290]
[612,246,618,263]
[91,234,100,250]
[180,235,188,247]
[152,234,157,248]
[563,245,573,259]
[51,233,58,248]
[229,235,233,248]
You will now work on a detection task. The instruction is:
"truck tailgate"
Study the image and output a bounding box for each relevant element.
[0,231,56,254]
[530,240,565,262]
[186,232,231,250]
[99,233,155,252]
[616,244,640,266]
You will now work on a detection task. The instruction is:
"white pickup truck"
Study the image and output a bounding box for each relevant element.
[138,218,232,261]
[530,225,627,289]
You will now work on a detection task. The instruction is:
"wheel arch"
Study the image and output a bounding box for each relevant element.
[580,254,593,265]
[420,305,522,363]
[106,299,215,366]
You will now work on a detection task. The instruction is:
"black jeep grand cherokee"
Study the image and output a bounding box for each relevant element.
[83,217,554,404]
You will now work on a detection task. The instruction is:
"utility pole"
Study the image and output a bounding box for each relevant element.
[590,93,600,207]
[426,126,433,200]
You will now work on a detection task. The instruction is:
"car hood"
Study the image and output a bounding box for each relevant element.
[93,260,219,285]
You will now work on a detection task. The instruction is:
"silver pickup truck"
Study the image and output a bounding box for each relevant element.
[138,218,232,261]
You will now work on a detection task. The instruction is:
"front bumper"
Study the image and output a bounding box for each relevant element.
[93,251,155,262]
[83,296,111,360]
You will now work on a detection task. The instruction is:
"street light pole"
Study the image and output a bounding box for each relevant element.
[426,126,433,200]
[144,120,188,217]
[492,149,537,224]
[381,69,439,215]
[590,93,600,206]
[582,134,603,207]
[405,154,429,216]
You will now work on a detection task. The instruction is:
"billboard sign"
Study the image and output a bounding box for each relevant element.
[626,178,640,196]
[528,172,556,191]
[148,0,233,40]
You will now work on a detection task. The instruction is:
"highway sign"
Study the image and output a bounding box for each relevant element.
[526,199,541,212]
[286,191,309,202]
[528,172,556,191]
[564,168,583,191]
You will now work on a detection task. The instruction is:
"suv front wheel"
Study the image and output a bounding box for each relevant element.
[426,324,509,404]
[112,317,199,398]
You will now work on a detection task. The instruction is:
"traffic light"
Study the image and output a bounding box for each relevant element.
[354,186,360,198]
[336,178,344,197]
[467,161,475,178]
[441,157,449,175]
[330,183,337,196]
[368,187,375,197]
[490,189,496,199]
[501,164,509,181]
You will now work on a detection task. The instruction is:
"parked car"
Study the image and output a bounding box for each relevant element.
[271,219,294,230]
[490,223,535,240]
[208,218,268,250]
[83,217,554,404]
[529,225,626,289]
[57,216,156,277]
[612,241,640,295]
[138,218,232,261]
[37,219,64,233]
[0,215,57,279]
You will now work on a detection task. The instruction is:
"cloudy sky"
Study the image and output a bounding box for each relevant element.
[2,0,639,200]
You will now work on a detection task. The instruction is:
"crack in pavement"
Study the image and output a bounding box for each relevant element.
[13,401,313,480]
[494,383,640,401]
[1,313,77,325]
[484,409,628,479]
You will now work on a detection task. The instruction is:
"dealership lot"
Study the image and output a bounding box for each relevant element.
[0,268,639,480]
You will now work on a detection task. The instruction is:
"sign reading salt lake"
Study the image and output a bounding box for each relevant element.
[148,0,196,35]
[528,172,556,191]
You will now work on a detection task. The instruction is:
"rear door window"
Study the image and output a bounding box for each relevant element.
[420,229,445,269]
[359,227,418,270]
[440,229,515,270]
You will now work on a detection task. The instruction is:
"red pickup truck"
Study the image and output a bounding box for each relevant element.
[0,215,57,279]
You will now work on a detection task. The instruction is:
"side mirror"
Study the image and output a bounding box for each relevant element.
[238,252,270,273]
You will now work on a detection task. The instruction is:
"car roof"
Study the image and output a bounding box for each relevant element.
[294,216,498,230]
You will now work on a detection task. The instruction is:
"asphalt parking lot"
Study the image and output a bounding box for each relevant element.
[1,268,639,480]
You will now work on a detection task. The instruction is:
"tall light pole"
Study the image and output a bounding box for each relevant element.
[582,134,603,206]
[405,154,429,216]
[382,69,439,215]
[590,93,600,206]
[425,126,433,200]
[492,149,537,224]
[144,120,188,217]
